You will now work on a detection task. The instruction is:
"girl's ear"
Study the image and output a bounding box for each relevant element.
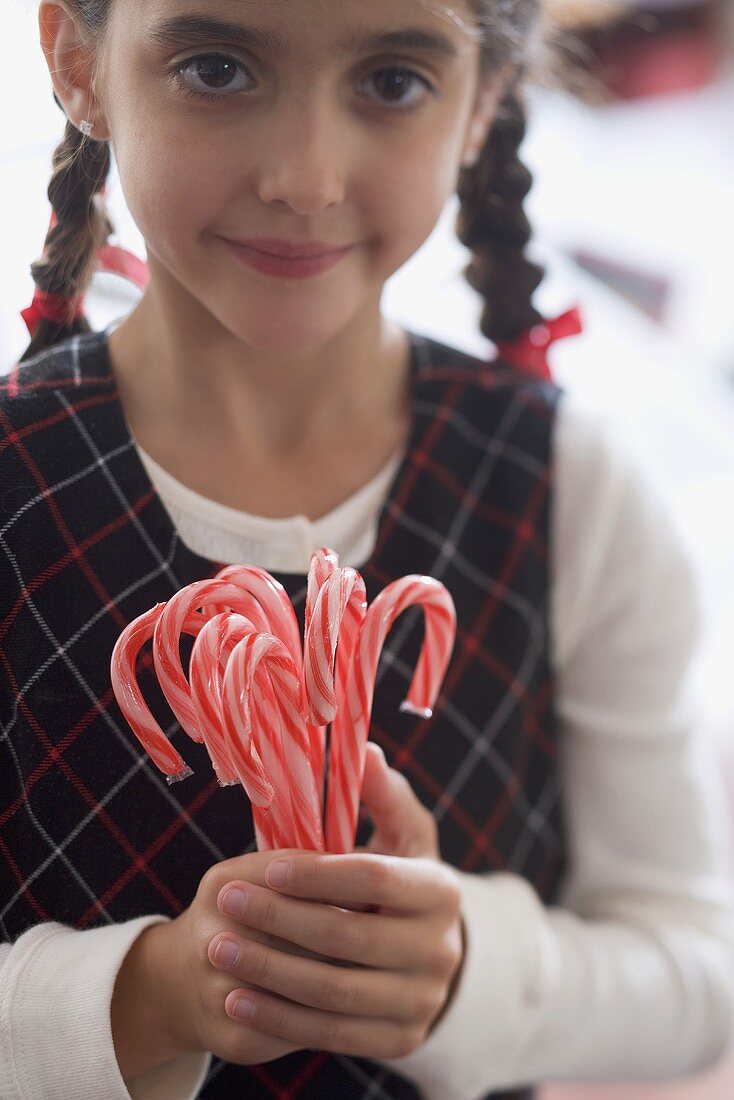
[461,66,513,168]
[38,1,110,140]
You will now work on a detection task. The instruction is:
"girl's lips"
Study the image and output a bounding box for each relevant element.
[222,238,355,279]
[231,238,353,258]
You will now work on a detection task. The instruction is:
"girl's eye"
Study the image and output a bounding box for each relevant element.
[170,53,253,102]
[358,67,436,110]
[170,53,435,110]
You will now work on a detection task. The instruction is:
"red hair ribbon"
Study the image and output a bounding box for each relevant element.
[495,306,584,380]
[20,289,86,335]
[21,189,150,338]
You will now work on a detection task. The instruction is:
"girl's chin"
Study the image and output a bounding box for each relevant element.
[221,315,354,354]
[215,293,371,352]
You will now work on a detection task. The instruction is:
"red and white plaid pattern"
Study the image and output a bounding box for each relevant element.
[0,327,564,1099]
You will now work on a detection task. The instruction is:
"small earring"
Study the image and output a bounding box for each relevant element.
[461,151,479,169]
[80,119,94,138]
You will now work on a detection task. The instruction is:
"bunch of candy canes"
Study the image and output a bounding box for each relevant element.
[111,548,456,854]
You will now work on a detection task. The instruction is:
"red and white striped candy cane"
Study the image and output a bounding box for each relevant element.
[223,633,325,851]
[189,612,259,787]
[222,635,294,850]
[216,564,312,820]
[217,563,318,819]
[215,564,303,667]
[326,576,457,853]
[244,631,325,851]
[299,547,341,798]
[190,613,277,849]
[305,547,340,642]
[111,603,208,783]
[154,579,270,745]
[304,568,367,726]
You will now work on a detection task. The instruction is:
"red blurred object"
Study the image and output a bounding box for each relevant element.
[495,307,584,380]
[577,1,727,99]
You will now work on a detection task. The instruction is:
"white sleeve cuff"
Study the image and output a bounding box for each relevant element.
[0,919,211,1100]
[379,870,555,1100]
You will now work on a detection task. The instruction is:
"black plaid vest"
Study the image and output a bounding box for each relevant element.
[0,327,567,1099]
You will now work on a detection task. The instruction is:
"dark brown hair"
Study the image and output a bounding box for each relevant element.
[21,0,555,362]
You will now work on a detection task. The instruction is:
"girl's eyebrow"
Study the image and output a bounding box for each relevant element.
[146,14,460,59]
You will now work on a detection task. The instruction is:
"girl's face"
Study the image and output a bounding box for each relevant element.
[95,0,505,352]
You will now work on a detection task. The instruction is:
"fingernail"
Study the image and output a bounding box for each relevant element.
[220,886,248,918]
[213,938,239,968]
[233,997,256,1019]
[266,861,291,887]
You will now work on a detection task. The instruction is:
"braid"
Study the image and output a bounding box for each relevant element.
[20,93,114,363]
[456,79,545,346]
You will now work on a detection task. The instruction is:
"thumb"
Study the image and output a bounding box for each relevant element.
[360,742,440,859]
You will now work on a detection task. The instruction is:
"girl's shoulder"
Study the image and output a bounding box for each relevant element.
[416,329,561,390]
[412,330,564,430]
[411,331,565,473]
[0,331,115,504]
[0,330,112,411]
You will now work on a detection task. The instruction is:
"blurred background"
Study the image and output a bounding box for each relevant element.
[2,1,734,1094]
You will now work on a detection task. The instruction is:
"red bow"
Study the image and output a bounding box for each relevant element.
[20,289,86,335]
[21,192,150,338]
[495,306,584,380]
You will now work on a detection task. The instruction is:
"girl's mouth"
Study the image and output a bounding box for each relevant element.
[221,238,356,279]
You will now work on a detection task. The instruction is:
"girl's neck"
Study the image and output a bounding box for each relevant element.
[107,296,413,521]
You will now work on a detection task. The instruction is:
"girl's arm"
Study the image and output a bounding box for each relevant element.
[372,394,734,1097]
[0,917,211,1100]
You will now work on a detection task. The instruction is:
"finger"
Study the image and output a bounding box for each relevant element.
[362,743,440,859]
[199,848,309,903]
[208,932,437,1022]
[223,987,423,1061]
[217,881,446,971]
[263,852,460,915]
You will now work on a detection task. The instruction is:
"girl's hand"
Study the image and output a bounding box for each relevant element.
[112,846,310,1078]
[359,741,442,859]
[205,744,465,1060]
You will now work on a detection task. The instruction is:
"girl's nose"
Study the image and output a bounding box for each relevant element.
[256,99,348,216]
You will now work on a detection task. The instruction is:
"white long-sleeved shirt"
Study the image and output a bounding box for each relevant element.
[2,387,734,1100]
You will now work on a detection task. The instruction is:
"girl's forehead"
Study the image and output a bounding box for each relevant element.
[133,0,483,52]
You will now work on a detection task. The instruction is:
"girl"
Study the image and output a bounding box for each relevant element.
[2,0,733,1098]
